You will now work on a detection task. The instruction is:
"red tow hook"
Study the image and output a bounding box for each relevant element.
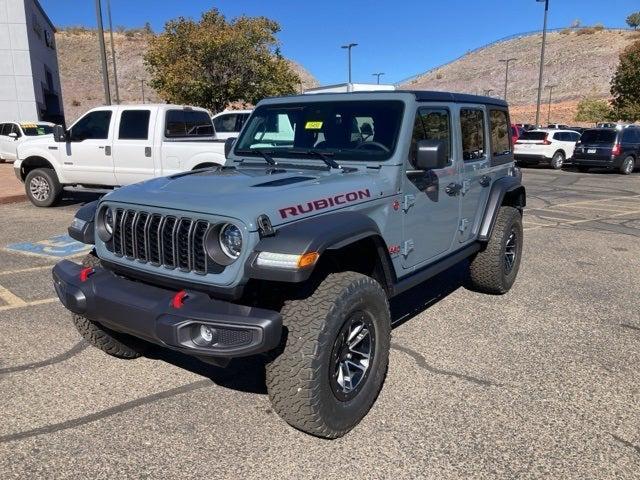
[171,290,188,309]
[79,267,94,282]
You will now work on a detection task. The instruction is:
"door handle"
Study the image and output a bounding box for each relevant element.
[145,147,152,157]
[105,146,111,156]
[445,183,463,196]
[479,175,491,187]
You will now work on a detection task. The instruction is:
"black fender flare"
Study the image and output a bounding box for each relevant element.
[246,211,389,283]
[68,200,99,244]
[478,176,526,242]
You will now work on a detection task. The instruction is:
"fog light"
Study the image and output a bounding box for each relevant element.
[200,325,214,344]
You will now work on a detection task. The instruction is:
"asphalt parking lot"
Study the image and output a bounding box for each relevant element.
[0,167,639,479]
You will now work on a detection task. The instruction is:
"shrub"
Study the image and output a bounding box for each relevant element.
[593,23,605,31]
[71,99,81,107]
[576,27,596,36]
[560,28,572,35]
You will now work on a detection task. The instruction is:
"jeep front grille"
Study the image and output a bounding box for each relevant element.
[107,208,215,275]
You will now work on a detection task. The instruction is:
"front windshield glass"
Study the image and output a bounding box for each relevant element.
[22,124,53,136]
[235,100,404,161]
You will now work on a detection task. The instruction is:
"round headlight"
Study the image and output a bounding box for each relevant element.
[97,206,115,242]
[219,223,242,259]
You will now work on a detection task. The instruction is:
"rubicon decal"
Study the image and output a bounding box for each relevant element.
[279,189,371,219]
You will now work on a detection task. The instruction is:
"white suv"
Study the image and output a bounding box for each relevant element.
[0,121,55,162]
[514,129,581,169]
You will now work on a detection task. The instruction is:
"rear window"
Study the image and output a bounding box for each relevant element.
[519,131,547,141]
[580,130,617,144]
[165,110,214,138]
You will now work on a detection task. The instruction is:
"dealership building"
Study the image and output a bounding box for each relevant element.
[0,0,64,123]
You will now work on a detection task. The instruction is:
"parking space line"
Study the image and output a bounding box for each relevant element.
[0,265,54,276]
[524,209,640,232]
[0,285,26,307]
[550,194,640,209]
[0,297,57,313]
[558,204,636,213]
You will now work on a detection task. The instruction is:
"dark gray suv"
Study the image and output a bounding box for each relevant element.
[569,126,640,174]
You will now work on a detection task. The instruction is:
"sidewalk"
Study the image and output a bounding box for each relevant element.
[0,163,26,204]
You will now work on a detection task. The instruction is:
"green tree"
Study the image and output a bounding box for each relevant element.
[574,97,612,123]
[144,9,300,113]
[626,12,640,30]
[610,41,640,121]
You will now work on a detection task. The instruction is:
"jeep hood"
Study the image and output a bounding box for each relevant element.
[103,166,392,230]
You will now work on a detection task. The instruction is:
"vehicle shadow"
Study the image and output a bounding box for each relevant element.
[55,191,103,207]
[146,261,468,396]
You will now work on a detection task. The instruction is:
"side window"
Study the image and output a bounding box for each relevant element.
[118,110,151,140]
[409,108,451,168]
[166,110,213,138]
[570,132,580,142]
[11,124,22,138]
[237,113,250,131]
[554,132,565,142]
[0,124,8,135]
[631,129,640,143]
[489,110,510,156]
[460,109,486,161]
[70,111,112,141]
[213,114,238,133]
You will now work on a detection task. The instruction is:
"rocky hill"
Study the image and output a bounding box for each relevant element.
[400,28,639,124]
[55,29,319,122]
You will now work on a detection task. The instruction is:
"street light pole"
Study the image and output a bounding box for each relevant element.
[535,0,549,126]
[372,72,385,84]
[106,0,120,104]
[140,79,145,103]
[499,58,517,101]
[341,43,358,84]
[95,0,111,105]
[546,84,557,124]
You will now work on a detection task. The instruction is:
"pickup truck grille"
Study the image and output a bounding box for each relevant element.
[107,208,214,275]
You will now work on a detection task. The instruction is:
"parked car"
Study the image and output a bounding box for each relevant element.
[0,121,55,163]
[511,124,523,145]
[54,90,525,439]
[567,125,639,174]
[547,124,570,130]
[596,122,618,129]
[211,109,252,140]
[516,123,535,131]
[14,105,226,207]
[514,129,581,169]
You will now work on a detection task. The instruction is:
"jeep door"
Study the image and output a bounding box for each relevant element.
[456,106,502,243]
[60,109,117,185]
[401,106,461,269]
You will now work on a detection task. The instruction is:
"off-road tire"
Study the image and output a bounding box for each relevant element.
[25,168,62,207]
[265,271,391,438]
[71,253,146,359]
[620,156,635,175]
[550,151,565,170]
[468,206,523,294]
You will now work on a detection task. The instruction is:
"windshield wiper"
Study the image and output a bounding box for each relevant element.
[290,149,341,169]
[236,148,276,166]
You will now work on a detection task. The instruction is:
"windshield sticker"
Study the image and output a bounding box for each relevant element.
[305,121,323,130]
[36,127,45,135]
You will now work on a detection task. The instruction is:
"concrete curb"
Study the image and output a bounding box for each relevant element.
[0,194,26,205]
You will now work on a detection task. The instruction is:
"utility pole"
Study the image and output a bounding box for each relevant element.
[546,84,557,124]
[535,0,549,126]
[499,58,517,101]
[372,72,385,84]
[341,43,358,84]
[95,0,111,105]
[106,0,120,104]
[140,79,145,103]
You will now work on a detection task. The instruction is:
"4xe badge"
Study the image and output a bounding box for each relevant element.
[279,189,371,219]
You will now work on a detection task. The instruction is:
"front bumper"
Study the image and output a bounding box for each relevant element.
[52,260,282,359]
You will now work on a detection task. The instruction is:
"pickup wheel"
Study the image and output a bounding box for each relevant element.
[468,206,523,294]
[70,253,147,359]
[25,168,62,207]
[265,271,391,438]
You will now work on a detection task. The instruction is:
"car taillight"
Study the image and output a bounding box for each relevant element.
[612,143,621,156]
[542,134,551,145]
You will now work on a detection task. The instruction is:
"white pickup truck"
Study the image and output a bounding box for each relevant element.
[15,104,227,206]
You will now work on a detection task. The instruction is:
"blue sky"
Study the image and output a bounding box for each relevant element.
[41,0,638,85]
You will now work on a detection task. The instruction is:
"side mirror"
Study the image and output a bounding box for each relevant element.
[53,124,67,143]
[224,137,236,159]
[8,132,17,139]
[415,139,448,170]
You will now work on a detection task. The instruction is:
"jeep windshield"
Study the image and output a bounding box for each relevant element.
[234,100,404,162]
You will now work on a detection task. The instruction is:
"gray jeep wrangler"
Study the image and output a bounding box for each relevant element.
[53,91,525,438]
